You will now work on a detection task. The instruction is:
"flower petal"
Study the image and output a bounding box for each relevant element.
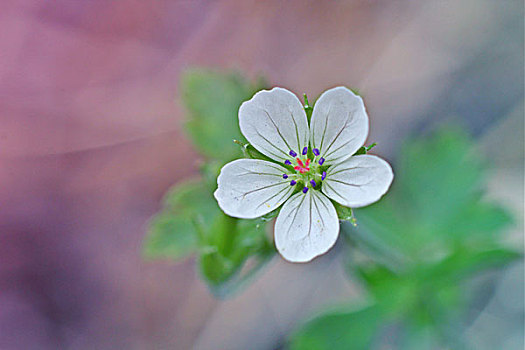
[214,159,295,219]
[274,190,339,263]
[239,87,309,162]
[310,87,369,165]
[322,155,394,208]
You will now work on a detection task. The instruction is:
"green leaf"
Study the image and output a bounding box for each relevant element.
[441,200,513,243]
[179,69,266,161]
[143,179,220,260]
[399,323,442,350]
[199,159,224,189]
[396,127,484,233]
[289,305,382,350]
[143,211,198,260]
[145,176,276,294]
[422,247,521,285]
[198,216,274,297]
[349,126,513,262]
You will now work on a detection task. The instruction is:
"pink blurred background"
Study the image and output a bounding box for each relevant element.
[0,1,523,349]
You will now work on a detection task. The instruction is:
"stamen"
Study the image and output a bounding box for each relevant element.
[284,160,292,165]
[283,174,288,179]
[302,187,309,193]
[313,148,320,156]
[318,157,325,165]
[310,180,316,187]
[321,171,327,180]
[290,180,297,186]
[289,150,297,157]
[302,147,308,155]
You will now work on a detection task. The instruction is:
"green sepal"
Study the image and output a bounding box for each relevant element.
[332,201,357,226]
[303,93,314,122]
[350,88,361,96]
[260,207,281,222]
[354,142,377,155]
[233,139,274,162]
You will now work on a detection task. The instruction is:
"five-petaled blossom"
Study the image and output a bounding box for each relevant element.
[214,87,393,262]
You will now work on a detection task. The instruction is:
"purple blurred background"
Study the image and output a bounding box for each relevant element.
[0,1,523,349]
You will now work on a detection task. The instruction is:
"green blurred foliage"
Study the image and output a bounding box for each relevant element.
[143,180,219,260]
[143,69,272,296]
[290,305,381,350]
[180,69,266,161]
[143,68,520,347]
[199,217,274,296]
[289,127,521,349]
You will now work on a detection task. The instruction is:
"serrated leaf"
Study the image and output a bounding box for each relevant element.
[143,180,220,260]
[180,69,266,161]
[143,211,197,260]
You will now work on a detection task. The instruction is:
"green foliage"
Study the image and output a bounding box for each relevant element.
[144,69,273,296]
[289,127,520,349]
[290,305,382,350]
[143,180,218,260]
[199,217,274,296]
[180,69,266,161]
[145,67,520,347]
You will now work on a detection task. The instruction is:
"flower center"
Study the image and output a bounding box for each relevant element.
[282,147,327,194]
[294,158,310,173]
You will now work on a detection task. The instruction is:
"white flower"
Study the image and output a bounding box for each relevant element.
[214,87,393,262]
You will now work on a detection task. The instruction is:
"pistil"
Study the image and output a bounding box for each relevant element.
[281,147,328,194]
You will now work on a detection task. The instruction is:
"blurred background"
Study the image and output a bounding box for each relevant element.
[0,1,523,349]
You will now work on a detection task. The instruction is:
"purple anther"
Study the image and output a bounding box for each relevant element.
[283,174,289,179]
[318,157,325,165]
[313,148,320,156]
[302,147,308,155]
[290,180,297,186]
[310,180,316,187]
[289,150,297,157]
[321,171,327,180]
[302,187,309,193]
[284,160,292,165]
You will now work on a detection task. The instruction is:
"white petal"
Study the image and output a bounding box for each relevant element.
[239,87,309,162]
[322,155,394,208]
[214,159,295,219]
[274,190,339,263]
[310,87,369,165]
